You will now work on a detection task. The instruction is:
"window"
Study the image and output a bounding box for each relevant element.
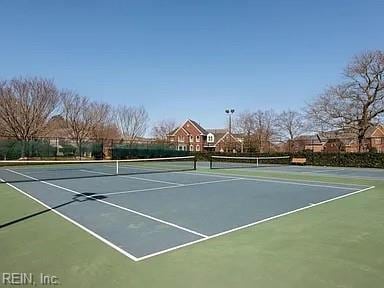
[207,134,214,143]
[190,136,194,142]
[178,136,184,142]
[190,145,194,151]
[374,138,382,144]
[196,135,200,142]
[196,145,200,151]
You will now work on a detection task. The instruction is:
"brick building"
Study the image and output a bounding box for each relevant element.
[293,125,384,153]
[168,119,207,152]
[168,119,243,152]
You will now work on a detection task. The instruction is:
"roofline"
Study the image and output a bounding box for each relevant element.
[169,123,190,136]
[170,119,207,136]
[187,119,207,135]
[215,132,242,145]
[369,125,384,137]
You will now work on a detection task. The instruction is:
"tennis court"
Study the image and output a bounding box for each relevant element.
[0,156,374,261]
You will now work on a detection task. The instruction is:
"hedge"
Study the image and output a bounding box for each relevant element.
[193,151,384,169]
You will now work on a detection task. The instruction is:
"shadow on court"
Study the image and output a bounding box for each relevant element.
[0,192,108,229]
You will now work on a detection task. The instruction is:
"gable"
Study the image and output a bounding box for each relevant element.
[188,119,208,135]
[169,122,190,136]
[215,132,242,145]
[370,126,384,138]
[174,127,189,136]
[182,121,201,136]
[182,119,208,136]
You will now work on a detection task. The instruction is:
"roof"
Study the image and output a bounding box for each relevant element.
[294,134,325,143]
[168,119,208,136]
[189,119,208,135]
[365,124,384,137]
[206,128,227,134]
[215,131,243,145]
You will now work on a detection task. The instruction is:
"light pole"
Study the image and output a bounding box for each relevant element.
[225,109,235,153]
[225,109,235,134]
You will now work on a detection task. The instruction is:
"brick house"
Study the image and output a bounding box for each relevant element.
[205,129,243,152]
[168,119,208,152]
[167,119,243,152]
[366,125,384,152]
[322,125,384,152]
[293,124,384,153]
[291,135,326,152]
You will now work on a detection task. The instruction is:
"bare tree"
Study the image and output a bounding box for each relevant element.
[235,110,276,152]
[276,110,307,151]
[0,77,61,141]
[62,92,111,151]
[114,105,149,144]
[307,50,384,151]
[90,103,118,140]
[92,123,121,140]
[151,119,177,143]
[254,110,276,152]
[235,111,257,152]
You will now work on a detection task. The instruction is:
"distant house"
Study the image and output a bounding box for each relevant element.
[168,119,208,152]
[167,119,243,152]
[168,120,384,153]
[294,124,384,153]
[206,130,243,153]
[366,125,384,152]
[291,135,326,152]
[321,125,384,152]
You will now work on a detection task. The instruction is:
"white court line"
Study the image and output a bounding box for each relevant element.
[2,169,375,262]
[301,168,346,174]
[101,178,244,196]
[79,169,183,186]
[173,171,359,191]
[6,169,208,239]
[204,165,384,181]
[174,170,369,188]
[137,185,375,261]
[0,177,139,262]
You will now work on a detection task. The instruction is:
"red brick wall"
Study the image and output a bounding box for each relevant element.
[169,120,206,151]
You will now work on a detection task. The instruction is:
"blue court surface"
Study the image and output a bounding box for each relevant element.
[0,164,374,261]
[204,160,384,180]
[245,165,384,180]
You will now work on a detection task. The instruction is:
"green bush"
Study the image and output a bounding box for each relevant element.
[111,147,190,159]
[0,139,56,160]
[193,151,384,169]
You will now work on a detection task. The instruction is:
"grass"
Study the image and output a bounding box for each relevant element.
[0,168,383,287]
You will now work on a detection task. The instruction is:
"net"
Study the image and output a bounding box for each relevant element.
[210,155,291,169]
[0,156,196,183]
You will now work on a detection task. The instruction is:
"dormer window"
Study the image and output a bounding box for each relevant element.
[207,133,215,143]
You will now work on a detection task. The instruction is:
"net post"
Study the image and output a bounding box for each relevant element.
[194,157,197,170]
[116,160,119,175]
[209,156,213,169]
[256,157,259,167]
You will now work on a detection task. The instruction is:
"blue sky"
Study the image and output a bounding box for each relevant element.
[1,0,383,130]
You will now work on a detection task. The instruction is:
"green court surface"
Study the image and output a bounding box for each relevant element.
[1,166,383,288]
